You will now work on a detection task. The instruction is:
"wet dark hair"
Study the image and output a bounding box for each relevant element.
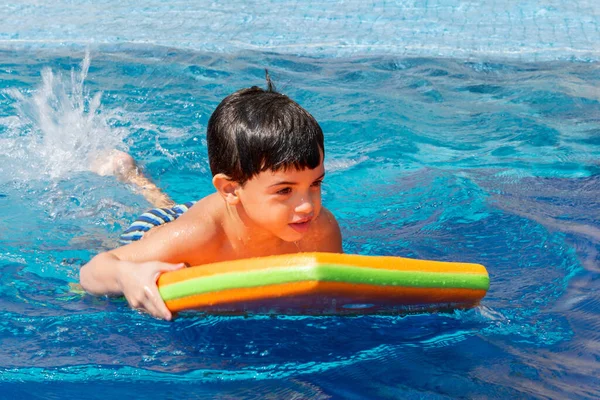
[207,71,324,185]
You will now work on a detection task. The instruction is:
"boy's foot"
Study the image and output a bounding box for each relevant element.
[91,149,138,182]
[91,149,175,208]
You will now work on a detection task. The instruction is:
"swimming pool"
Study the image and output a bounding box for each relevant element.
[1,1,599,398]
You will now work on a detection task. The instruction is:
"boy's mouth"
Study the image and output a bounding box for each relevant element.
[289,218,312,233]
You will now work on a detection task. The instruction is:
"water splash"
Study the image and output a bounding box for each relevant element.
[2,52,127,181]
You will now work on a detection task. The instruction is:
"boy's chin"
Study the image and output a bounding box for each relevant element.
[278,228,306,243]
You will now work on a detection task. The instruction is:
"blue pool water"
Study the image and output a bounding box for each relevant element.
[1,1,600,398]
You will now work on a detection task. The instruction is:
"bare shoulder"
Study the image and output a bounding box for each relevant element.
[301,207,343,253]
[110,195,224,265]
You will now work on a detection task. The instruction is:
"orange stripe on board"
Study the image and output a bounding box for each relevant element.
[164,281,487,312]
[158,252,488,286]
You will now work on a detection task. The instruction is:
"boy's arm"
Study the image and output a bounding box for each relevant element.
[80,216,219,320]
[79,252,186,320]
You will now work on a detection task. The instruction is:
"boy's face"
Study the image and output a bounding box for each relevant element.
[237,160,325,242]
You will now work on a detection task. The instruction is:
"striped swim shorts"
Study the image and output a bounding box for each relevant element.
[119,201,196,244]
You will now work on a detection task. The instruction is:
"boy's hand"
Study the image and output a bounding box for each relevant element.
[117,261,186,320]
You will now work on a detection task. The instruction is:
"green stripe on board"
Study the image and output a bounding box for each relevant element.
[159,264,489,301]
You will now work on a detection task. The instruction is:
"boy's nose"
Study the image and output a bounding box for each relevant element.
[295,197,314,214]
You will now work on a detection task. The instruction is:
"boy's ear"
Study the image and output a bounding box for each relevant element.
[212,173,241,205]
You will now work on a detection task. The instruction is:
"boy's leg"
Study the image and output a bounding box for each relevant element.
[91,150,175,208]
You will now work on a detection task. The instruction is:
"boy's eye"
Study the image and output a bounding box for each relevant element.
[276,187,292,195]
[311,180,323,187]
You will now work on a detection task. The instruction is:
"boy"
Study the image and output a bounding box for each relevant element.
[80,76,343,320]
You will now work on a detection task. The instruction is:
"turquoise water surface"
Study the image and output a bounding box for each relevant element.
[1,1,600,398]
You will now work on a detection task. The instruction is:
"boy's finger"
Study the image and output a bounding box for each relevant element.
[158,301,172,321]
[163,262,187,271]
[140,286,157,314]
[140,288,161,318]
[143,303,160,319]
[145,285,172,320]
[153,263,187,282]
